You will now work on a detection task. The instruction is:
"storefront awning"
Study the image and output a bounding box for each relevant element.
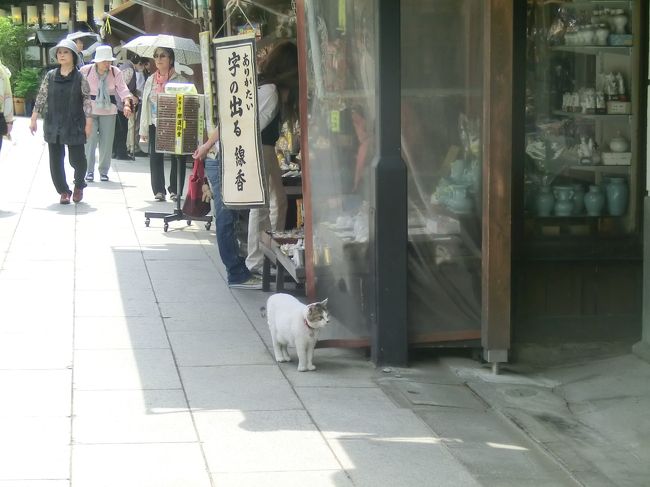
[34,30,68,46]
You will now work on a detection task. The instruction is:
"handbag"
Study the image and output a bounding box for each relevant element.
[182,158,211,217]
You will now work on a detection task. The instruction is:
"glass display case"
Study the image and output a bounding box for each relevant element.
[524,0,642,254]
[302,0,485,343]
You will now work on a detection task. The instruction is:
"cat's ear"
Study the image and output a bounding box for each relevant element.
[320,298,328,307]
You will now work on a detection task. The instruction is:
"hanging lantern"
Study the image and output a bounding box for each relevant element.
[76,0,87,21]
[26,5,39,25]
[11,6,22,24]
[93,0,104,22]
[59,2,70,23]
[43,4,55,24]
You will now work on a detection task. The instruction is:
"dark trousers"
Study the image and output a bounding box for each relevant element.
[204,156,251,285]
[48,140,87,195]
[148,125,186,196]
[113,110,129,158]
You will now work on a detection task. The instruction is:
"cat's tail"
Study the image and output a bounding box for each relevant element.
[260,306,267,319]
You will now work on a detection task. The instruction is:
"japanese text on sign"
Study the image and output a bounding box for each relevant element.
[214,34,266,208]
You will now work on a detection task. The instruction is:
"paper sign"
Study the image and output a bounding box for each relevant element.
[214,34,267,208]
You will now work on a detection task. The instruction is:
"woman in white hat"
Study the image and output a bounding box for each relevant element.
[29,39,92,204]
[80,45,133,182]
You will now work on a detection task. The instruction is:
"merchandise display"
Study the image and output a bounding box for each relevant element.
[524,0,639,235]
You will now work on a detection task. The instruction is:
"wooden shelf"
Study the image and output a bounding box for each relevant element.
[552,110,632,119]
[568,164,630,173]
[551,45,632,55]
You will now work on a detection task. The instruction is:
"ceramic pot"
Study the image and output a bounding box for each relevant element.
[581,25,596,45]
[572,184,586,215]
[595,26,610,45]
[605,177,628,216]
[609,133,629,152]
[448,184,472,214]
[553,186,575,216]
[584,185,605,216]
[612,13,628,35]
[535,185,554,217]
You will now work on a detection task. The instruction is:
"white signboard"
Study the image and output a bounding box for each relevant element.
[214,34,267,208]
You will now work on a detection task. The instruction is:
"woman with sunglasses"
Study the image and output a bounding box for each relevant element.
[139,47,188,201]
[30,39,93,204]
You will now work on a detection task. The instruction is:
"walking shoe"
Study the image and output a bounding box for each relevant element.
[169,192,178,202]
[100,174,109,182]
[154,192,165,201]
[229,276,263,290]
[85,173,94,182]
[60,192,71,204]
[72,186,83,203]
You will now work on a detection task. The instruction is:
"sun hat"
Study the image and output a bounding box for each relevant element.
[49,38,79,65]
[92,45,117,63]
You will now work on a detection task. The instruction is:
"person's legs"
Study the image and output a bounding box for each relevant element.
[265,145,288,231]
[67,144,88,189]
[85,114,99,176]
[205,157,252,285]
[97,114,116,177]
[245,145,286,273]
[148,125,165,196]
[169,155,187,196]
[48,141,69,195]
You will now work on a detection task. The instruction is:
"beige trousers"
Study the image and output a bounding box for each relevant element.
[246,144,287,273]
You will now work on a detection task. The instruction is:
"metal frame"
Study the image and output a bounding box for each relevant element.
[369,0,408,366]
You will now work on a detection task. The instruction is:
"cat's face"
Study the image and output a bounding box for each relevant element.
[306,299,329,329]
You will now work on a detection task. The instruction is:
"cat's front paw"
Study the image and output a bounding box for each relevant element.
[307,364,316,371]
[297,365,308,372]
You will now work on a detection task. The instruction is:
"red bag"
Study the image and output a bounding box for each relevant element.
[182,159,211,217]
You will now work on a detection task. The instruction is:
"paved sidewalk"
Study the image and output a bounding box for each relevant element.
[1,118,584,486]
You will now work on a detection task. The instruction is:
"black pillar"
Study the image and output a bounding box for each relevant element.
[370,0,407,366]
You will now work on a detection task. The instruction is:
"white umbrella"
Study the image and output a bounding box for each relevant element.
[66,31,101,49]
[123,34,201,65]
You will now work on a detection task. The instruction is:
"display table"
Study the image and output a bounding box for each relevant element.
[259,232,305,293]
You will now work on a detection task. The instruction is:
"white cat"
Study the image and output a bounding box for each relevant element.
[264,293,329,372]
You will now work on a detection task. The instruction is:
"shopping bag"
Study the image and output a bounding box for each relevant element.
[182,158,211,217]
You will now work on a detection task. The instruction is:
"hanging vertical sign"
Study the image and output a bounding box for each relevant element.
[214,34,266,209]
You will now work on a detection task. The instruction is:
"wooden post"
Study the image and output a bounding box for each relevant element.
[482,0,513,368]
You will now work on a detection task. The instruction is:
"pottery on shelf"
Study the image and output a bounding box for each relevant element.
[535,185,554,217]
[572,183,586,215]
[584,185,605,216]
[612,11,628,35]
[609,132,629,153]
[605,177,628,216]
[595,25,610,45]
[447,184,473,214]
[553,185,575,217]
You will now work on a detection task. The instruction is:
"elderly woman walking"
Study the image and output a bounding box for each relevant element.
[80,45,133,182]
[29,39,92,204]
[139,47,188,201]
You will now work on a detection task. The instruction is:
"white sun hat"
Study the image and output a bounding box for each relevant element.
[92,45,117,63]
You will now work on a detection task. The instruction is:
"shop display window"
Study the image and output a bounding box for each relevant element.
[401,0,485,340]
[523,0,642,255]
[303,0,376,338]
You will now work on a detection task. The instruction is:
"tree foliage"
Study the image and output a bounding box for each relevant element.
[0,17,29,79]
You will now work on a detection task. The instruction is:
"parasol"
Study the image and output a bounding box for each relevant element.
[66,31,101,49]
[123,34,201,65]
